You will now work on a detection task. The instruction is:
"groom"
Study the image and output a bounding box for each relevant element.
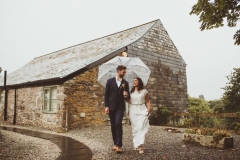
[104,65,130,153]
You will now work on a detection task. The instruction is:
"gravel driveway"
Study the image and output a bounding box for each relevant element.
[1,125,240,160]
[0,130,60,160]
[65,125,240,160]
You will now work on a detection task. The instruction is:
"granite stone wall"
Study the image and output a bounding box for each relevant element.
[127,21,188,112]
[0,86,66,132]
[63,66,108,129]
[0,90,5,121]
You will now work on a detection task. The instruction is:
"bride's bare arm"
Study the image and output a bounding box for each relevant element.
[125,99,131,104]
[145,93,151,113]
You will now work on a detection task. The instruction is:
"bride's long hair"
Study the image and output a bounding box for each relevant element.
[130,77,144,94]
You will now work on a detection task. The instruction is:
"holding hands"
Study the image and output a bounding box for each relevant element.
[105,107,109,114]
[123,91,128,98]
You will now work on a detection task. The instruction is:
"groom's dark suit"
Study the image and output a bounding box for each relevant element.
[104,77,130,147]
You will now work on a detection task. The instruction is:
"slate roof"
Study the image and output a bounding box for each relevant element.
[0,20,158,87]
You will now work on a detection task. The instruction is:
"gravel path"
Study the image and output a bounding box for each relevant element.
[0,130,61,160]
[65,125,240,160]
[1,124,240,160]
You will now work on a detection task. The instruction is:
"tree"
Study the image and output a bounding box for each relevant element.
[190,0,240,45]
[199,94,205,100]
[222,68,240,111]
[208,99,225,112]
[188,95,211,113]
[187,96,222,128]
[0,67,2,73]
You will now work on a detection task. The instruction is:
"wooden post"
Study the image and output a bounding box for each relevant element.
[66,105,69,131]
[4,70,8,121]
[13,88,17,124]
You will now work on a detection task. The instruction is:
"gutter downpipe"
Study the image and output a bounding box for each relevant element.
[4,71,8,121]
[13,88,17,124]
[66,104,69,131]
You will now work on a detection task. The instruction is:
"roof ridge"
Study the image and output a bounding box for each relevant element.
[34,19,159,59]
[126,19,159,48]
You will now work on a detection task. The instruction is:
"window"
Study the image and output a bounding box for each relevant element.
[43,86,57,113]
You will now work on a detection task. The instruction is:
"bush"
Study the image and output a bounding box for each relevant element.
[149,105,173,125]
[220,117,238,130]
[186,95,225,128]
[232,122,240,132]
[181,116,222,128]
[185,128,231,137]
[188,96,211,113]
[202,117,221,128]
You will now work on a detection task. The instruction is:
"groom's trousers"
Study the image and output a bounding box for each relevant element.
[109,106,124,147]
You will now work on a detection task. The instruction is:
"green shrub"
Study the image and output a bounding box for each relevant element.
[185,128,231,137]
[232,122,240,132]
[202,117,221,128]
[222,118,239,130]
[149,105,173,125]
[181,116,221,128]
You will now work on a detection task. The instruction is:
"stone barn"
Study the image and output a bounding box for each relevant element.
[0,19,187,132]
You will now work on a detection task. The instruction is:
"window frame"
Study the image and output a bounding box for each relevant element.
[42,86,57,113]
[0,89,3,103]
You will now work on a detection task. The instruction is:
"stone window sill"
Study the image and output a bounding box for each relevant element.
[42,110,56,114]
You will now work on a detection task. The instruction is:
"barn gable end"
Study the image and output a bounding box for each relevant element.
[127,20,187,112]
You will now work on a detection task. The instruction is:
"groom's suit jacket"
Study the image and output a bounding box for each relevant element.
[104,77,130,111]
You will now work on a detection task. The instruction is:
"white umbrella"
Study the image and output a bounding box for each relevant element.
[98,56,151,88]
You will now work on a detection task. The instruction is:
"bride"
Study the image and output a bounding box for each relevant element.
[126,77,150,154]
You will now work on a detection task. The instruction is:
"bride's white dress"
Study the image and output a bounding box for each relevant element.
[129,89,150,148]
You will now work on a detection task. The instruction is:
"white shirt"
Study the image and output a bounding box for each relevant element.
[116,76,122,88]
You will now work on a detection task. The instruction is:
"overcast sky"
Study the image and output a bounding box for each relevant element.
[0,0,239,100]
